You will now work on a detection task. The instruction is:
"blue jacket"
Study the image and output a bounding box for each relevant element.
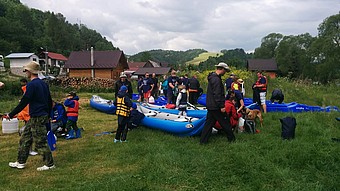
[50,103,67,125]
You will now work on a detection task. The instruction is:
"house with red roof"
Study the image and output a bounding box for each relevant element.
[64,49,128,80]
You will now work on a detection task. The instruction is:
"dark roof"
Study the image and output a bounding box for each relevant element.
[64,50,127,69]
[48,52,68,61]
[247,59,277,71]
[128,62,146,71]
[134,67,172,75]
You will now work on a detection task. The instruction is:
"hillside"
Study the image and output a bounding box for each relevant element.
[185,52,221,65]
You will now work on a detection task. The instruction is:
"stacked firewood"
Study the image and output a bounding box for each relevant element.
[51,77,115,89]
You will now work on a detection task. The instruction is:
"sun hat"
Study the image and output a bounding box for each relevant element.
[120,72,127,78]
[23,61,40,74]
[215,62,230,71]
[119,85,128,92]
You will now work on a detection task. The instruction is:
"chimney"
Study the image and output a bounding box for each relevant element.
[91,47,94,78]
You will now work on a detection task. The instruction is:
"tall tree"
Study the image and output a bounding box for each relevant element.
[309,12,340,83]
[275,33,314,78]
[254,33,283,59]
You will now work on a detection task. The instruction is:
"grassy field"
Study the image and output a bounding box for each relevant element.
[185,52,221,65]
[0,85,340,190]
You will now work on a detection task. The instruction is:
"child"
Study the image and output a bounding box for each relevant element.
[176,85,187,116]
[64,91,80,139]
[127,102,145,130]
[114,86,132,143]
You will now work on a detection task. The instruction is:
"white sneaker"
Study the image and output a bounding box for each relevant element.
[37,165,55,171]
[29,151,38,156]
[9,161,25,169]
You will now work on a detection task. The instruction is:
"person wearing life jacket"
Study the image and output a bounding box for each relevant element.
[113,85,132,143]
[231,76,240,91]
[176,85,188,116]
[17,78,30,123]
[253,71,267,113]
[64,91,80,139]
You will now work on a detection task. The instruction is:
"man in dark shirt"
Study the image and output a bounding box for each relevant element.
[7,61,55,171]
[151,73,159,99]
[200,62,236,144]
[188,74,200,104]
[167,70,180,104]
[142,72,154,103]
[114,72,133,99]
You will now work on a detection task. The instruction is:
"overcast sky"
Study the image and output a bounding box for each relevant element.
[21,0,339,55]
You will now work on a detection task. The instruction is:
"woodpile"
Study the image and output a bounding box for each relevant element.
[51,77,115,89]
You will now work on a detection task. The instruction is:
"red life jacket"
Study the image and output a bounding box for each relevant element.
[256,76,267,91]
[67,100,79,117]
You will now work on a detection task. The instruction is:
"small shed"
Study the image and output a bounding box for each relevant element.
[247,59,278,78]
[5,53,39,76]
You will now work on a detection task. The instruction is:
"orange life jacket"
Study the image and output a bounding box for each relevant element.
[66,100,79,117]
[17,85,30,122]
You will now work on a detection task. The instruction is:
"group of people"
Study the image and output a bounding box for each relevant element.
[5,59,286,171]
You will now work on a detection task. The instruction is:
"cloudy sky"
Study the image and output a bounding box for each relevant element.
[21,0,339,55]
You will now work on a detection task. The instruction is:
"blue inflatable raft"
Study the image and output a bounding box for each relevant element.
[90,95,117,114]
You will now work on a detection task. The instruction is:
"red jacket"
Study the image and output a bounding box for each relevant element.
[225,100,241,127]
[215,100,241,129]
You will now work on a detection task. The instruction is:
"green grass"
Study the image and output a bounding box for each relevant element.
[1,89,340,190]
[185,52,221,65]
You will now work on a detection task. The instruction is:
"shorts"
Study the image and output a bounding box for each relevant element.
[143,91,151,99]
[238,117,245,127]
[260,92,267,105]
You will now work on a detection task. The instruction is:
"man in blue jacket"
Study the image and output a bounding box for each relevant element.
[200,62,236,144]
[7,61,55,171]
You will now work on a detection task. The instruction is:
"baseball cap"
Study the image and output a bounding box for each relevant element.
[119,85,128,92]
[67,91,76,97]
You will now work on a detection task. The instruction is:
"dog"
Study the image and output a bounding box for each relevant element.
[243,108,263,127]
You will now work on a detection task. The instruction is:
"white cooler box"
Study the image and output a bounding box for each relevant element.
[2,118,19,134]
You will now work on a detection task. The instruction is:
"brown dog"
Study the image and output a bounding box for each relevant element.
[244,108,263,127]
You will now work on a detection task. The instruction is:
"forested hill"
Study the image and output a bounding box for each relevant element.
[0,0,117,56]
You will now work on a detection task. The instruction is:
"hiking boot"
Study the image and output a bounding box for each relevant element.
[37,165,55,171]
[9,161,25,169]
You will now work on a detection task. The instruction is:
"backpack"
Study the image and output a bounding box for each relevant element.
[280,117,296,140]
[244,119,256,134]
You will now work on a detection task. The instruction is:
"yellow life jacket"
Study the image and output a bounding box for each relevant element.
[116,97,130,117]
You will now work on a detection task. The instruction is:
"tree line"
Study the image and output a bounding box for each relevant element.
[0,0,117,57]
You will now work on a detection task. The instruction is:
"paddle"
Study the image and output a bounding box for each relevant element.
[187,102,199,110]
